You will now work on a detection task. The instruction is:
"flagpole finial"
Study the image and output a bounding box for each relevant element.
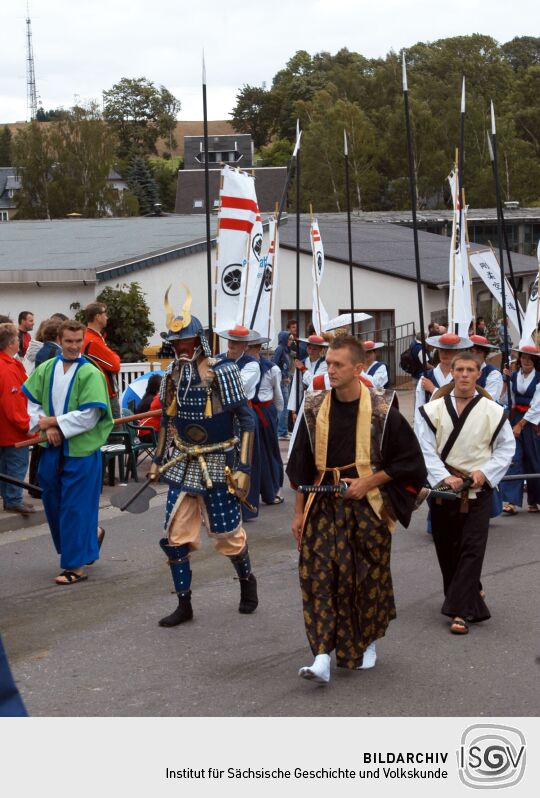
[343,129,348,157]
[487,131,494,162]
[461,76,466,113]
[402,51,408,91]
[490,100,496,135]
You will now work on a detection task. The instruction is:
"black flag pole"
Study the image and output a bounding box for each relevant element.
[202,52,214,351]
[248,129,301,329]
[344,129,356,335]
[487,124,522,336]
[402,52,428,372]
[488,101,510,368]
[295,118,302,412]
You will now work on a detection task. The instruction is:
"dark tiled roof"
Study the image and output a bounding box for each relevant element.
[279,214,538,287]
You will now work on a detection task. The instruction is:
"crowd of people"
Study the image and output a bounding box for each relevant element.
[1,296,539,707]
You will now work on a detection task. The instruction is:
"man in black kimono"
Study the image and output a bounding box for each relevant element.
[287,336,426,684]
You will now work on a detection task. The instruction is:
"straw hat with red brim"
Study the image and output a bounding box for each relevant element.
[217,324,262,343]
[425,332,473,350]
[512,343,540,356]
[362,340,385,351]
[298,334,329,347]
[469,334,498,351]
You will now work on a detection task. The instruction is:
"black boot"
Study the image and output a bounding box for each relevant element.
[158,592,193,627]
[238,574,258,614]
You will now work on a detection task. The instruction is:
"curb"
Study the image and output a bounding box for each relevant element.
[0,482,169,535]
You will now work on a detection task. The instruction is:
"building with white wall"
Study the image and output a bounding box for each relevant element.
[0,214,537,347]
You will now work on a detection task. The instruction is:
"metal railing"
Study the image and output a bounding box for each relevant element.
[118,361,162,394]
[355,322,416,387]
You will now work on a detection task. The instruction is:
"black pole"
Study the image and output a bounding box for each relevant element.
[344,130,355,335]
[488,101,510,369]
[487,141,522,336]
[402,53,427,372]
[248,132,301,329]
[202,54,213,351]
[295,120,301,412]
[457,76,466,336]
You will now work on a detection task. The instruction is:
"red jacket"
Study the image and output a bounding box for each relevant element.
[138,394,162,439]
[82,328,121,398]
[0,351,30,445]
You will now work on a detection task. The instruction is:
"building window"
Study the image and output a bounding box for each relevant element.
[195,150,241,165]
[0,211,8,221]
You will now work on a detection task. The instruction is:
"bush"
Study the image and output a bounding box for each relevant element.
[71,282,155,362]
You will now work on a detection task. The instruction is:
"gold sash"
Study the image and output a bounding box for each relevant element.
[302,384,392,534]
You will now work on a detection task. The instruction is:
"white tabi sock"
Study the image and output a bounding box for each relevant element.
[356,642,377,670]
[298,653,331,684]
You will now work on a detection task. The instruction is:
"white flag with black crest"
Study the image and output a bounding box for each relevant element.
[519,241,539,347]
[214,165,258,331]
[310,218,329,335]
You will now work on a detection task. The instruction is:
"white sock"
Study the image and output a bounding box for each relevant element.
[356,642,377,670]
[298,653,331,684]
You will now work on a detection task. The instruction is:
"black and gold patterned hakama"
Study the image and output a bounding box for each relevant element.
[299,494,395,670]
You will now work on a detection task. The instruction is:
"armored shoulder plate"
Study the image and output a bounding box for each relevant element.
[212,360,247,410]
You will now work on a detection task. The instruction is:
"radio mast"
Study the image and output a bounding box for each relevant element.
[25,8,38,120]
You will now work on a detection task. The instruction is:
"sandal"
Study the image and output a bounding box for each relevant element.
[55,570,88,586]
[450,617,469,635]
[502,503,518,515]
[527,505,539,513]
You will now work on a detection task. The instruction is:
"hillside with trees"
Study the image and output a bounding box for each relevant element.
[232,35,540,211]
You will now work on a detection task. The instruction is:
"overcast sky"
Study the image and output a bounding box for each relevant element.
[1,0,536,122]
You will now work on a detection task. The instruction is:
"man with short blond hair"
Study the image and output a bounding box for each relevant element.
[287,335,426,684]
[417,353,514,635]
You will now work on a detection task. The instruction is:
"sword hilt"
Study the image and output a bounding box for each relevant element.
[298,481,348,497]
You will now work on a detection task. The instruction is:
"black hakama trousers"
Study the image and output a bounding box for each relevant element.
[431,489,492,622]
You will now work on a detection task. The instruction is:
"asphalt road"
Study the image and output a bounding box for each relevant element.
[1,483,539,717]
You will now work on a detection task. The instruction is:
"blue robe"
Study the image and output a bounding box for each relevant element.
[252,359,283,503]
[501,370,540,507]
[0,635,27,717]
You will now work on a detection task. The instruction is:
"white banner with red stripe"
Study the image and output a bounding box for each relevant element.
[214,165,258,330]
[310,218,329,335]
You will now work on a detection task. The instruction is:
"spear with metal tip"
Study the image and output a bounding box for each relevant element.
[402,52,427,372]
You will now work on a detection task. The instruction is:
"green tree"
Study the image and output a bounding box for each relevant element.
[12,121,55,218]
[71,282,155,362]
[0,126,13,166]
[258,138,292,166]
[231,85,273,148]
[103,77,181,159]
[126,154,160,214]
[150,159,178,212]
[297,93,380,212]
[47,102,118,217]
[12,104,118,219]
